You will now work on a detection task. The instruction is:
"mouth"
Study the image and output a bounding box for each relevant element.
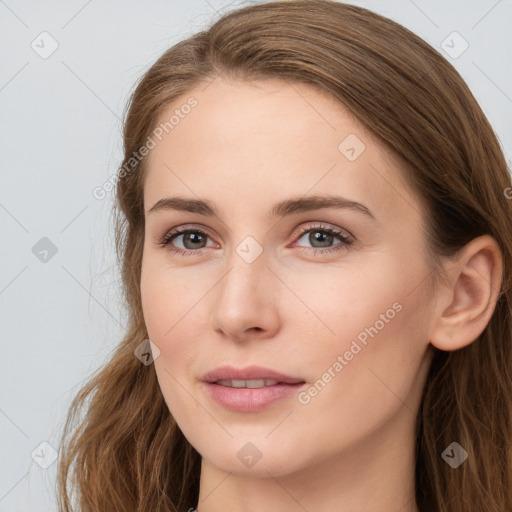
[201,365,306,412]
[213,378,304,388]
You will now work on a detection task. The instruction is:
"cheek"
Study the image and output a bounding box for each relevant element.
[140,267,200,422]
[140,260,198,342]
[289,311,427,473]
[140,261,207,386]
[277,256,409,350]
[299,275,430,437]
[289,254,431,408]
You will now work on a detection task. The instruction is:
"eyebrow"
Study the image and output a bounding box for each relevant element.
[147,194,376,220]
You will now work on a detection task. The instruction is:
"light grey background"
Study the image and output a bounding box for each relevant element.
[1,1,511,510]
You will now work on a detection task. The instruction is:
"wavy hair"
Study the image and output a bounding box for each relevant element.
[57,1,512,511]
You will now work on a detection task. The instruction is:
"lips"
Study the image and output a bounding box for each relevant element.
[201,365,306,385]
[201,365,307,412]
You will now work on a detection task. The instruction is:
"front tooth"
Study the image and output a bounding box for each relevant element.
[231,379,248,388]
[245,379,266,388]
[216,379,280,388]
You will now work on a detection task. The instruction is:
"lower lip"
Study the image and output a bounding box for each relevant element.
[202,382,306,412]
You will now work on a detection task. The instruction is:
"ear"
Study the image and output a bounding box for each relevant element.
[429,235,503,351]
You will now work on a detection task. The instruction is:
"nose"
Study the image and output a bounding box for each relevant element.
[210,247,281,342]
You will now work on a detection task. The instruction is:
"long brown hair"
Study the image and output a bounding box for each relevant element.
[56,1,512,510]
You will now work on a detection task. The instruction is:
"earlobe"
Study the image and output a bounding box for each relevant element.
[429,235,503,352]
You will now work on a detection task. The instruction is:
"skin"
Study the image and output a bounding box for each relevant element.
[140,76,502,512]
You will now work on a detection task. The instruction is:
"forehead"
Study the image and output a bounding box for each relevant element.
[143,77,421,225]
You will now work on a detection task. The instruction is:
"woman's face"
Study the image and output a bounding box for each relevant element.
[140,76,437,478]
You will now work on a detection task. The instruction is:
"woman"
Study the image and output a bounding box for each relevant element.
[57,1,512,511]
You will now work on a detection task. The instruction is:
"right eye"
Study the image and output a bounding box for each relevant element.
[159,226,217,255]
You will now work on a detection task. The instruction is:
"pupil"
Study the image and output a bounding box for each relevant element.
[311,231,332,247]
[185,233,204,248]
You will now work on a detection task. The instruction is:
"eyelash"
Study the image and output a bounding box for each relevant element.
[158,223,354,257]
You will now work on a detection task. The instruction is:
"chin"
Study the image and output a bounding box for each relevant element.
[199,441,306,478]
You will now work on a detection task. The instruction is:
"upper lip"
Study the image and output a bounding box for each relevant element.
[201,365,305,384]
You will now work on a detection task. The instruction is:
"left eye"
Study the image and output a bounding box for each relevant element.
[295,226,352,249]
